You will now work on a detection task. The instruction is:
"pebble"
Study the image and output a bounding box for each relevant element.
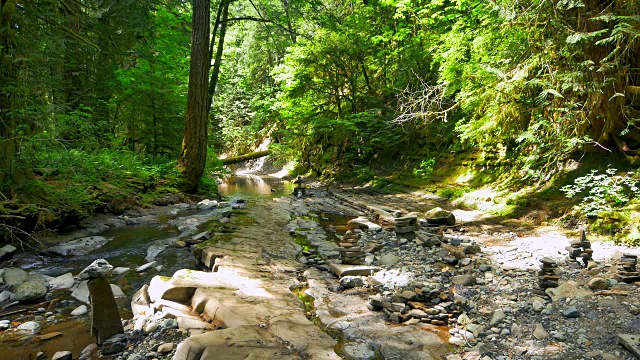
[162,318,178,329]
[490,309,505,326]
[533,323,548,340]
[157,342,175,354]
[562,306,581,318]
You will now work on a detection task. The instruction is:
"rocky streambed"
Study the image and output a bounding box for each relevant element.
[3,179,640,360]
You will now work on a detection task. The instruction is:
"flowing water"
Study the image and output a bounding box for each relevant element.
[0,175,356,359]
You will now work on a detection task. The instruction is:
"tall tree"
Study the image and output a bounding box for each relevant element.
[178,0,211,191]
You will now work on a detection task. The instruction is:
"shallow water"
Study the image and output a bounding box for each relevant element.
[218,175,294,197]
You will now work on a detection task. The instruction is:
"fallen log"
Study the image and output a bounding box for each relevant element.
[221,150,272,165]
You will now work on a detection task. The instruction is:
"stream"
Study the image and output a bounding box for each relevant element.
[0,175,355,359]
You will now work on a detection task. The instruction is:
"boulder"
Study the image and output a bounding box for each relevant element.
[588,277,611,291]
[3,268,28,288]
[14,280,48,302]
[197,199,218,210]
[425,207,456,226]
[72,281,90,304]
[49,236,110,256]
[0,244,17,261]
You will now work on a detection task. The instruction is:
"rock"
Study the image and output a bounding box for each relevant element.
[449,336,465,346]
[72,281,90,304]
[339,276,364,289]
[49,236,110,256]
[13,281,48,302]
[0,290,11,303]
[17,321,41,334]
[144,321,158,334]
[0,244,17,261]
[131,284,151,316]
[111,284,125,297]
[78,259,113,280]
[532,299,544,312]
[452,275,476,286]
[478,264,491,272]
[562,306,581,318]
[136,261,157,273]
[490,309,506,326]
[425,207,456,226]
[35,331,63,341]
[71,305,88,316]
[343,342,375,360]
[545,281,591,301]
[3,268,28,288]
[162,318,178,329]
[197,199,218,210]
[157,342,175,354]
[51,351,72,360]
[588,277,611,291]
[101,335,126,355]
[49,273,75,289]
[464,244,481,255]
[329,264,381,277]
[378,254,400,266]
[533,323,548,340]
[88,277,124,344]
[79,343,99,360]
[113,267,130,275]
[348,217,382,232]
[618,334,640,359]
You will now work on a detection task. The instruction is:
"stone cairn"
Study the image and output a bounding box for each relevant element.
[566,230,593,267]
[339,230,364,265]
[394,215,418,241]
[617,253,640,283]
[534,257,560,296]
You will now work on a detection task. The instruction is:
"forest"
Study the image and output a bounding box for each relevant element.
[2,0,640,244]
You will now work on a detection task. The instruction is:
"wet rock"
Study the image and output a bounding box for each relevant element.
[340,276,364,289]
[14,280,48,302]
[588,277,611,291]
[452,275,476,286]
[0,244,16,261]
[49,273,75,289]
[71,305,88,316]
[3,268,28,288]
[51,351,72,360]
[0,319,10,330]
[49,236,110,256]
[17,321,41,334]
[137,261,157,273]
[343,342,375,360]
[78,259,114,280]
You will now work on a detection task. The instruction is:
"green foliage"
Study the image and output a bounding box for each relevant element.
[561,167,640,217]
[413,158,436,179]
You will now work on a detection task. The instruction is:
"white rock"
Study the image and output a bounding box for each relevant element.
[136,261,157,273]
[49,273,75,289]
[134,315,149,332]
[71,281,90,304]
[449,336,465,346]
[113,267,130,275]
[71,305,88,316]
[144,321,158,334]
[17,321,41,334]
[111,284,125,297]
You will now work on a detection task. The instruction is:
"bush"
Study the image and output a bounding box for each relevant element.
[561,167,640,218]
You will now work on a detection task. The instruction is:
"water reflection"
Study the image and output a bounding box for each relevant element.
[218,175,294,197]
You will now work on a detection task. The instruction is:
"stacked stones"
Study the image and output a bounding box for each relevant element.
[339,230,364,265]
[368,286,463,325]
[566,230,593,267]
[535,257,560,296]
[394,215,418,241]
[617,253,640,283]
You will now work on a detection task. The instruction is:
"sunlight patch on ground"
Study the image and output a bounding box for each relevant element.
[372,269,414,289]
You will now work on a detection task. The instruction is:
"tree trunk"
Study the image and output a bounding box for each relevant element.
[207,0,230,112]
[0,0,17,189]
[178,0,211,192]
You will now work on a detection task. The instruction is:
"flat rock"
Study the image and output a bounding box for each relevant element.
[343,342,375,360]
[545,281,591,301]
[452,275,476,286]
[49,236,110,256]
[35,331,63,341]
[329,264,381,277]
[618,334,640,359]
[348,217,382,232]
